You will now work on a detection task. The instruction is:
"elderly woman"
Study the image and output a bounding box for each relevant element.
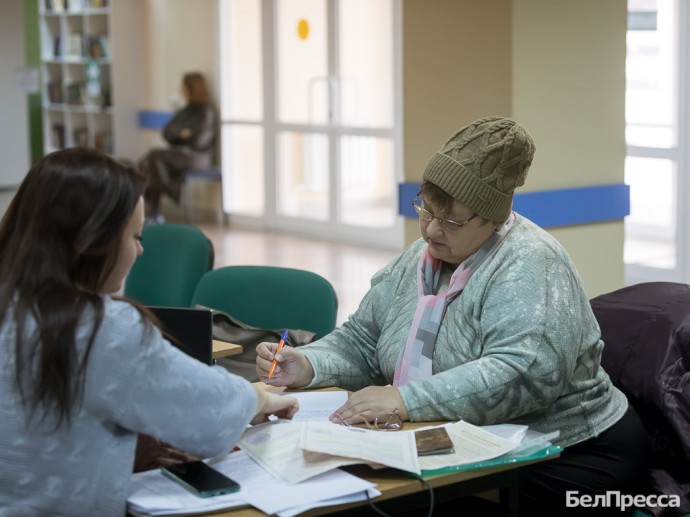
[257,117,649,511]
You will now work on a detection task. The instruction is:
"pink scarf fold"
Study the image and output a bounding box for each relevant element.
[393,214,515,386]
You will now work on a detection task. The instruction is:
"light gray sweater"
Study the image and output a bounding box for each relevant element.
[302,214,627,447]
[0,297,257,516]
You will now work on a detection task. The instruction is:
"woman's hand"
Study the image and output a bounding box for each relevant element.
[329,386,409,426]
[251,389,299,425]
[133,433,196,473]
[256,342,314,388]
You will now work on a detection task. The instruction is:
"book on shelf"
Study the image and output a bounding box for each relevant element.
[52,123,66,149]
[100,84,111,109]
[47,80,63,104]
[47,0,65,13]
[73,127,89,147]
[66,32,84,58]
[95,129,113,155]
[53,35,61,58]
[98,34,109,58]
[67,0,84,11]
[86,34,109,59]
[65,82,84,105]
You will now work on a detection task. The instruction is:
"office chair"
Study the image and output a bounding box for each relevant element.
[124,223,214,308]
[182,166,224,225]
[191,265,338,339]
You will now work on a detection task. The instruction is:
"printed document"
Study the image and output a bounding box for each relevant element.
[300,420,421,475]
[127,450,375,516]
[417,421,520,471]
[239,419,363,484]
[282,390,348,422]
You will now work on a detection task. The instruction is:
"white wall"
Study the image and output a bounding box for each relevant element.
[142,0,218,152]
[513,0,627,296]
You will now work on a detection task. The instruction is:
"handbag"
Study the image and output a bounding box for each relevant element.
[201,306,316,382]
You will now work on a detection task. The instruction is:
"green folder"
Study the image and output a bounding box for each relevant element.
[421,444,563,477]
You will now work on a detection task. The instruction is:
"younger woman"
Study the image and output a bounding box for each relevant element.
[0,148,297,515]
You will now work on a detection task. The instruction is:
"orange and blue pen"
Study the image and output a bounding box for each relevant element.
[268,330,289,379]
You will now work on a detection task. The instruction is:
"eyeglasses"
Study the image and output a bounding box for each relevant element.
[332,408,403,431]
[412,196,476,232]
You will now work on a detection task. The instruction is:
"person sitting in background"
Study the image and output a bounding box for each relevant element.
[257,116,649,512]
[138,71,217,224]
[0,148,298,515]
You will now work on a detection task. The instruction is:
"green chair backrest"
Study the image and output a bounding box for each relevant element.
[191,265,338,339]
[124,223,213,308]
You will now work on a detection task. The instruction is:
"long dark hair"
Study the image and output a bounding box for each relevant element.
[0,148,147,428]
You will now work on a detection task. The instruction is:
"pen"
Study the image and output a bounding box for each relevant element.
[268,329,289,379]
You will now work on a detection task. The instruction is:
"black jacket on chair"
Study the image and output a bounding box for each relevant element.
[590,282,690,516]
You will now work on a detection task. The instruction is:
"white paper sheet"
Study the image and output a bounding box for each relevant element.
[127,450,376,516]
[300,421,421,475]
[239,419,363,484]
[127,452,259,515]
[417,421,520,471]
[241,467,376,514]
[283,391,349,421]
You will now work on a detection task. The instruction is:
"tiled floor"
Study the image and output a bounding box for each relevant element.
[195,223,400,325]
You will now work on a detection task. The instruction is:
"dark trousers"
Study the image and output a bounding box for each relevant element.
[518,405,650,515]
[139,148,192,216]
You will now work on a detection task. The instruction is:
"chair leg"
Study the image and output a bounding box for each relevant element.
[216,181,225,226]
[183,182,193,223]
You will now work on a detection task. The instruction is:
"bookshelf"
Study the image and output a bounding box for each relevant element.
[39,0,143,159]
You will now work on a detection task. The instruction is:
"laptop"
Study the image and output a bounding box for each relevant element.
[148,306,214,365]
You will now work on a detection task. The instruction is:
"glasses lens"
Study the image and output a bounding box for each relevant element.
[412,201,433,222]
[380,410,403,431]
[439,219,461,232]
[362,410,403,431]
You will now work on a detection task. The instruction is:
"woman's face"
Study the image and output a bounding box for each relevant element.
[419,196,495,267]
[102,197,145,293]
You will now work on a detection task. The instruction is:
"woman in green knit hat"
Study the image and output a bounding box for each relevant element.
[257,116,649,512]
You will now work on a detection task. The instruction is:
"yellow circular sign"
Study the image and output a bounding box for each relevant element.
[297,19,310,40]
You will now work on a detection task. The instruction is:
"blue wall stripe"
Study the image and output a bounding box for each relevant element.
[138,110,173,130]
[398,182,630,229]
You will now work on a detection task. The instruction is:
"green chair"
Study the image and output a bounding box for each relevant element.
[191,265,338,339]
[124,223,214,308]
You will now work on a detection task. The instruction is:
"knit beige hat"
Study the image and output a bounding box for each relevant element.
[422,116,536,223]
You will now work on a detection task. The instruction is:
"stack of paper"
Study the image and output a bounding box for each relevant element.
[127,450,379,517]
[239,419,421,483]
[127,392,559,516]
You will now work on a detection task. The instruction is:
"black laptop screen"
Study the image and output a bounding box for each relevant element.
[148,306,213,365]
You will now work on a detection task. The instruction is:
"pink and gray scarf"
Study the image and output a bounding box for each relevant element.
[393,214,515,386]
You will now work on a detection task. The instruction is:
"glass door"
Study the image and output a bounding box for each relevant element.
[219,0,402,249]
[625,0,690,283]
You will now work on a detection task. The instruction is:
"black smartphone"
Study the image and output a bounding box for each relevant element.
[161,460,241,498]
